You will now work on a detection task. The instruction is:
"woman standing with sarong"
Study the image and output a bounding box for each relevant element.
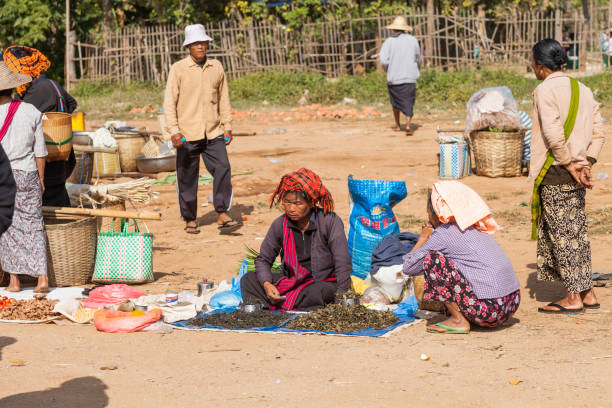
[530,39,605,313]
[0,62,49,293]
[3,46,77,207]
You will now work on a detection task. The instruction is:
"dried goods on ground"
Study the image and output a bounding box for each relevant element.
[188,310,291,329]
[285,304,398,333]
[0,299,58,320]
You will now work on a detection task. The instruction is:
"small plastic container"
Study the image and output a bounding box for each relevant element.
[165,293,178,304]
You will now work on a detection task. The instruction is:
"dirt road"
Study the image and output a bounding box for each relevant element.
[1,115,611,407]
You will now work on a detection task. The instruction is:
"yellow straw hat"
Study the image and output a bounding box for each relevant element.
[386,16,413,33]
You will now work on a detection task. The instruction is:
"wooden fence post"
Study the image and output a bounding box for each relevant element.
[426,0,435,67]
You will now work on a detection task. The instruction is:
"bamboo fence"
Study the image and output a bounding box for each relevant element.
[71,6,611,84]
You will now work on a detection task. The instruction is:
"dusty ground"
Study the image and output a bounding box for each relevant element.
[1,114,611,408]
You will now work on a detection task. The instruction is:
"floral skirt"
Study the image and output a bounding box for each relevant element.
[537,184,592,293]
[423,251,520,327]
[0,170,47,277]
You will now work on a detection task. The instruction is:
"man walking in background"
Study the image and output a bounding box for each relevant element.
[380,16,421,136]
[164,24,240,234]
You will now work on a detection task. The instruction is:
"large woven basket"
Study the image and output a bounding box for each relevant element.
[87,200,126,232]
[45,215,98,287]
[68,152,94,185]
[113,130,147,172]
[93,152,121,176]
[42,112,73,162]
[468,130,525,177]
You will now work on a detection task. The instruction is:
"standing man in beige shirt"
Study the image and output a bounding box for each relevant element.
[164,24,240,234]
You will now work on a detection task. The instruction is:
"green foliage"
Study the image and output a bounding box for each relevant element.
[73,69,611,120]
[228,69,539,108]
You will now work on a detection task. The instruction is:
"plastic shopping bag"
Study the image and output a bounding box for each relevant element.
[347,176,407,279]
[465,86,521,134]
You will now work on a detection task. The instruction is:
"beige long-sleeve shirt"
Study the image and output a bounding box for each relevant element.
[163,56,232,142]
[529,71,605,180]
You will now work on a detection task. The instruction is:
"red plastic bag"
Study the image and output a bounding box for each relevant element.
[83,284,146,309]
[94,309,162,333]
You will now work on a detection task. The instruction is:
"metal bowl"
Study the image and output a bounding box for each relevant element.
[242,304,264,313]
[340,298,357,307]
[72,131,93,146]
[135,154,176,173]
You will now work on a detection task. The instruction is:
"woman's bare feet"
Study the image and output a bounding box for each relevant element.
[6,274,20,292]
[426,302,471,333]
[539,292,584,312]
[580,288,599,307]
[33,275,49,293]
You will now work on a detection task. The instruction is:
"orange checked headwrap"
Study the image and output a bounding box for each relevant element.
[270,168,334,214]
[3,46,50,96]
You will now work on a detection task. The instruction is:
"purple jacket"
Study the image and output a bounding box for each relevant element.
[255,211,352,292]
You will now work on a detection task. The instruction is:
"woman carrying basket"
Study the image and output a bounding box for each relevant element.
[530,39,605,314]
[0,61,49,293]
[3,46,78,207]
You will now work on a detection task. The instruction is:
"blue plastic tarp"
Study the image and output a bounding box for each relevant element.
[169,307,416,337]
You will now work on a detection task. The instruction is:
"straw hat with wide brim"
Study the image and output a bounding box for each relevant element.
[386,16,413,33]
[0,61,31,91]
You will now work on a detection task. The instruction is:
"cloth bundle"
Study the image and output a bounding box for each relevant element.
[431,181,499,234]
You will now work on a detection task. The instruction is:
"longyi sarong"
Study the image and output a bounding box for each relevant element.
[537,184,592,293]
[0,170,47,277]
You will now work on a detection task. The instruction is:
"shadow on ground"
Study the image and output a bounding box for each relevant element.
[0,337,16,361]
[0,377,108,408]
[197,204,254,235]
[525,271,566,302]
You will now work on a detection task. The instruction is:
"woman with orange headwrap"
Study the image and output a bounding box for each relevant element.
[3,46,78,207]
[240,168,352,311]
[403,181,520,334]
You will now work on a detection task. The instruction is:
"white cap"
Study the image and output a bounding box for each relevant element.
[183,24,213,47]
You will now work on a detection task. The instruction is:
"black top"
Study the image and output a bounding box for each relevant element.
[0,144,16,237]
[19,76,77,203]
[19,75,77,114]
[255,210,352,293]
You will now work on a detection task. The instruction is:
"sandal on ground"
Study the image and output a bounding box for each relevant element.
[218,219,242,232]
[537,302,584,314]
[583,303,601,309]
[405,128,414,136]
[426,322,470,334]
[184,225,200,234]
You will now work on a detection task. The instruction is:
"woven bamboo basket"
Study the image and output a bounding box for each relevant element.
[468,130,525,178]
[112,130,147,172]
[68,152,94,185]
[42,112,73,162]
[94,200,125,232]
[93,152,121,176]
[44,215,98,287]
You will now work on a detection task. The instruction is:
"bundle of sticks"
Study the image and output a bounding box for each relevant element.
[67,178,158,207]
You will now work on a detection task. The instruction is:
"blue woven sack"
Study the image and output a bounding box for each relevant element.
[347,176,407,279]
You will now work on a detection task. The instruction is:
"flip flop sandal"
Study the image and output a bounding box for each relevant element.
[583,303,601,309]
[184,225,201,234]
[537,302,584,314]
[426,322,470,334]
[218,219,242,232]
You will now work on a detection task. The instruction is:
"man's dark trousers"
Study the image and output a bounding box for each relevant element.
[176,136,232,221]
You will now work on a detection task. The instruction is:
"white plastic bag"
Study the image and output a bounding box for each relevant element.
[465,86,521,134]
[371,264,406,302]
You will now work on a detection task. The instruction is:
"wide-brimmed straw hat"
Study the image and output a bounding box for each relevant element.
[386,16,413,33]
[183,24,213,47]
[0,61,31,91]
